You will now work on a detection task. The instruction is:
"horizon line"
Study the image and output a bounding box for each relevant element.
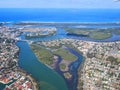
[0,7,120,9]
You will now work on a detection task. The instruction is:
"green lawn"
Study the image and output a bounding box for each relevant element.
[53,48,77,61]
[30,44,53,65]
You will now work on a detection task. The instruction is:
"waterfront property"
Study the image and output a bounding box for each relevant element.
[0,22,120,90]
[0,26,38,90]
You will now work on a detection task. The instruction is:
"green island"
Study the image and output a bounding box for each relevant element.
[59,63,66,71]
[64,72,72,79]
[30,44,53,65]
[64,28,120,40]
[90,31,111,40]
[30,43,77,79]
[53,48,77,73]
[53,48,77,61]
[65,28,91,36]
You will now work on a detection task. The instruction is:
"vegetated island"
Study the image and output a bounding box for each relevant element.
[53,48,77,71]
[30,42,77,79]
[64,28,120,40]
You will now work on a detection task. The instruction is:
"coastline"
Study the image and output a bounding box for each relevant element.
[1,21,120,24]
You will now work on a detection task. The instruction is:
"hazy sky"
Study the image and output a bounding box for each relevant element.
[0,0,120,8]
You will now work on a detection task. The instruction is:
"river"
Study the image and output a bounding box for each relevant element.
[66,47,83,90]
[16,41,68,90]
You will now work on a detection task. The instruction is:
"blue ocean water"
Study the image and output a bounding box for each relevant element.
[0,8,120,22]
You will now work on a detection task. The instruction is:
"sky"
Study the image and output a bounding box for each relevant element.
[0,0,120,8]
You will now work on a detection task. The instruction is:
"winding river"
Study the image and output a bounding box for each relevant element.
[66,47,83,90]
[16,41,68,90]
[16,41,83,90]
[50,47,83,90]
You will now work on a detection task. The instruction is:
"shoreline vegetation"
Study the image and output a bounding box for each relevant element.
[30,44,54,65]
[30,44,77,71]
[64,28,120,40]
[30,43,79,80]
[53,48,77,62]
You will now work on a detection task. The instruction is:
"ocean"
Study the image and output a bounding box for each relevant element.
[0,8,120,23]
